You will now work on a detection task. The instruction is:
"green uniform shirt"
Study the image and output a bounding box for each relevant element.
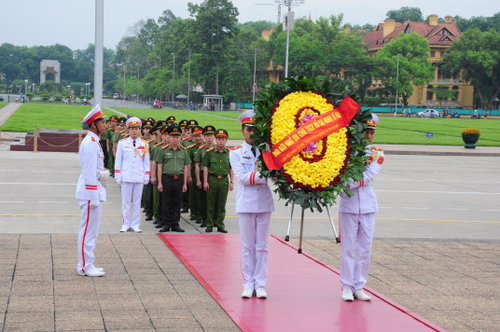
[202,148,231,176]
[187,143,202,170]
[180,137,194,148]
[156,144,191,176]
[103,128,115,148]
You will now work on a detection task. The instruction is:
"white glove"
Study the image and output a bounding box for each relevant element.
[144,177,150,185]
[90,200,100,209]
[115,178,122,186]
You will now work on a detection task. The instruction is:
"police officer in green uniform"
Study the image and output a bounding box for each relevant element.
[141,120,156,221]
[166,116,176,127]
[156,126,191,232]
[194,125,216,227]
[150,125,168,228]
[112,118,128,158]
[202,129,234,233]
[104,115,119,176]
[186,125,205,223]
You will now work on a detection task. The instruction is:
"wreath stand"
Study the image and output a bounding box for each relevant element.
[284,203,341,254]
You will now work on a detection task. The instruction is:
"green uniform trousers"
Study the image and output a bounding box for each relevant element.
[206,175,229,228]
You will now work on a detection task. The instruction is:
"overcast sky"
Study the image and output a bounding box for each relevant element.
[1,0,497,51]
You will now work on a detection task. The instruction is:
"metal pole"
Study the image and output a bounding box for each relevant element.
[171,53,175,103]
[285,30,290,79]
[298,207,305,254]
[395,54,400,113]
[188,49,191,107]
[253,48,257,108]
[93,0,104,107]
[285,203,295,242]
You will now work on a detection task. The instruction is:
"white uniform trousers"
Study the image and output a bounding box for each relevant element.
[77,200,102,274]
[339,212,375,291]
[238,212,271,290]
[121,182,144,230]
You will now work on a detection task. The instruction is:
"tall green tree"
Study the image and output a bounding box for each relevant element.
[441,28,500,109]
[386,6,424,22]
[376,32,434,107]
[188,0,239,95]
[453,13,500,32]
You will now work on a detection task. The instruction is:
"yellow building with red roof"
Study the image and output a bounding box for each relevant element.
[362,15,474,109]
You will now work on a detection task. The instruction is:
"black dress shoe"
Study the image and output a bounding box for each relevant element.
[153,219,158,224]
[155,224,163,229]
[200,221,207,227]
[217,228,228,233]
[159,227,170,232]
[189,216,196,220]
[195,220,202,224]
[171,226,185,232]
[145,216,153,221]
[180,208,189,213]
[205,227,213,233]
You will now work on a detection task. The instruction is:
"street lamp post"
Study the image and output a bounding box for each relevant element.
[188,49,191,107]
[253,48,257,108]
[24,79,28,94]
[395,54,401,114]
[171,53,175,103]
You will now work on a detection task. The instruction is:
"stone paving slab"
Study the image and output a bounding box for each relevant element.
[0,234,499,331]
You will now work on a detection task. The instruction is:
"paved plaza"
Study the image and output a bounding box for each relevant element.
[0,103,499,331]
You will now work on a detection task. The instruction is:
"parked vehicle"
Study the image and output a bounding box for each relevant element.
[417,109,440,118]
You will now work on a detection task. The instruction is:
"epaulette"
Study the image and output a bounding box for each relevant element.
[187,144,197,149]
[145,139,154,143]
[229,145,242,150]
[161,145,170,149]
[370,145,384,152]
[182,137,189,140]
[119,138,126,141]
[206,148,214,152]
[179,145,187,150]
[198,144,206,149]
[154,142,163,147]
[91,137,96,142]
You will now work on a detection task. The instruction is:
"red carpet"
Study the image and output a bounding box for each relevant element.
[158,234,446,332]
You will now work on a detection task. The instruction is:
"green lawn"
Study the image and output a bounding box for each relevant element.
[1,104,499,146]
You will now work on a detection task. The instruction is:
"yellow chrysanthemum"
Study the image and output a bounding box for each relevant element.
[271,91,348,189]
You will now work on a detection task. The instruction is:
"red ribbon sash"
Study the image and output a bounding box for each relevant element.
[262,96,359,170]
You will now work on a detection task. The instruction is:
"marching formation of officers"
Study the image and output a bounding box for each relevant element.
[102,114,234,234]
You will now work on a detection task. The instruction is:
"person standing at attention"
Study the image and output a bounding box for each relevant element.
[230,110,274,299]
[339,113,384,302]
[76,105,107,277]
[202,129,234,233]
[115,117,151,233]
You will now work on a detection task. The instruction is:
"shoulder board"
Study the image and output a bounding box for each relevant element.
[91,137,96,142]
[180,145,187,150]
[123,134,129,137]
[370,145,384,152]
[187,144,196,149]
[154,142,163,146]
[182,137,189,141]
[206,148,214,152]
[145,139,154,143]
[229,145,242,150]
[161,145,170,150]
[198,144,206,149]
[119,138,126,141]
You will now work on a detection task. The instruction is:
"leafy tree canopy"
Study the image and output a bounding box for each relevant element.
[386,6,424,22]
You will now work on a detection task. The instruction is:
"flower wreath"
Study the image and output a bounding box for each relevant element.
[252,76,371,212]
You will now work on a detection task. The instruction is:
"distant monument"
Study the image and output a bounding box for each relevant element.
[40,60,61,83]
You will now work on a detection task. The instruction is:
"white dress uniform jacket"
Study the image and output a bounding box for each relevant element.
[75,131,107,202]
[339,145,384,214]
[230,142,274,213]
[114,137,151,184]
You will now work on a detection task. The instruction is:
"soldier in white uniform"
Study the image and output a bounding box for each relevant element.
[115,117,151,233]
[339,113,384,301]
[75,105,107,277]
[230,110,275,299]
